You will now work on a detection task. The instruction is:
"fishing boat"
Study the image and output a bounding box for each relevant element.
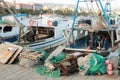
[0,14,72,51]
[0,21,19,43]
[42,0,120,77]
[60,0,120,57]
[0,0,72,50]
[18,14,72,50]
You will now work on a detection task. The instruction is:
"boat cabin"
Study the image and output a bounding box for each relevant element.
[0,24,19,43]
[109,14,120,26]
[66,15,119,52]
[21,26,55,42]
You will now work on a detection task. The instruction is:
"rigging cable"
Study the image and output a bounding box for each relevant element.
[86,2,90,13]
[90,1,95,14]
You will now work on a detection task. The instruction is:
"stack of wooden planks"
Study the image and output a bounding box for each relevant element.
[0,42,23,64]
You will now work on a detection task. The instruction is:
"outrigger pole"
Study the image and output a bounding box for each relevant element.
[1,0,24,44]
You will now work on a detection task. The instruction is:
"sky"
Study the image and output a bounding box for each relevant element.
[4,0,120,9]
[3,0,119,4]
[4,0,76,4]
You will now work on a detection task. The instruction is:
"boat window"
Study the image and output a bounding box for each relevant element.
[110,19,115,25]
[78,19,91,26]
[3,26,12,33]
[0,27,2,33]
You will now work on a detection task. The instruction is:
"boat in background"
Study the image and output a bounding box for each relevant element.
[18,14,72,50]
[0,13,72,50]
[0,21,19,43]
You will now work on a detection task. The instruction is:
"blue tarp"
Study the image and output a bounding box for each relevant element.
[7,13,28,17]
[16,13,28,17]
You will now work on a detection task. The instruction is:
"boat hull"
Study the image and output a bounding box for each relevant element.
[23,36,65,50]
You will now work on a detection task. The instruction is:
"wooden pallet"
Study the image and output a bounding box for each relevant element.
[0,42,23,64]
[0,47,18,64]
[8,46,23,64]
[19,51,44,60]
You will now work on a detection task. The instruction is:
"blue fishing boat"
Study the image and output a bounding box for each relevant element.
[16,14,72,50]
[0,21,19,43]
[62,0,120,57]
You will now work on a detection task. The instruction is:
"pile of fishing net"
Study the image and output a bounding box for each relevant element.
[35,52,66,78]
[36,65,61,78]
[78,53,107,75]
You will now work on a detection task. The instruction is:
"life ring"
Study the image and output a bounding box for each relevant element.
[29,19,34,26]
[48,20,53,26]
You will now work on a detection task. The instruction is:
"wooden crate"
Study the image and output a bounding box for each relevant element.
[19,51,44,68]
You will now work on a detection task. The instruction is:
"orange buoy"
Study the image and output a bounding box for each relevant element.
[105,60,110,65]
[107,63,112,71]
[48,20,53,26]
[29,19,34,26]
[107,70,113,76]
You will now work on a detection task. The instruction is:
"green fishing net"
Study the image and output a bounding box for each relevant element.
[35,65,60,78]
[86,53,107,75]
[50,52,66,64]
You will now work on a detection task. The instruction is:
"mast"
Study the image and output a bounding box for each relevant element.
[1,0,24,44]
[72,0,111,29]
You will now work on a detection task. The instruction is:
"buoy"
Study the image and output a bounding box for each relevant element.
[48,20,53,26]
[107,63,112,71]
[107,70,113,76]
[105,60,110,65]
[29,19,34,26]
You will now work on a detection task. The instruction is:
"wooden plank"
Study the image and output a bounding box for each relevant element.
[45,46,66,62]
[8,46,23,64]
[0,48,18,64]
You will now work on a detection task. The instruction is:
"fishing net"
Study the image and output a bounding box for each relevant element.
[86,53,107,75]
[35,65,60,78]
[50,52,66,64]
[35,52,66,78]
[78,53,107,75]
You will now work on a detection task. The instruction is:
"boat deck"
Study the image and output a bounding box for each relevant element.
[0,64,120,80]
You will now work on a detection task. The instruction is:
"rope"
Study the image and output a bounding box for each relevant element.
[95,1,101,12]
[86,2,90,12]
[90,1,95,14]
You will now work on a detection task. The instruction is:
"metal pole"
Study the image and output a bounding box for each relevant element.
[68,0,80,47]
[72,0,79,29]
[13,0,17,14]
[98,0,111,27]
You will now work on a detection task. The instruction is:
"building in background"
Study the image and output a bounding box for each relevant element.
[32,3,43,10]
[16,3,32,10]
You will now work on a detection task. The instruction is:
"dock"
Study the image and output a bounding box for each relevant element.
[0,64,119,80]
